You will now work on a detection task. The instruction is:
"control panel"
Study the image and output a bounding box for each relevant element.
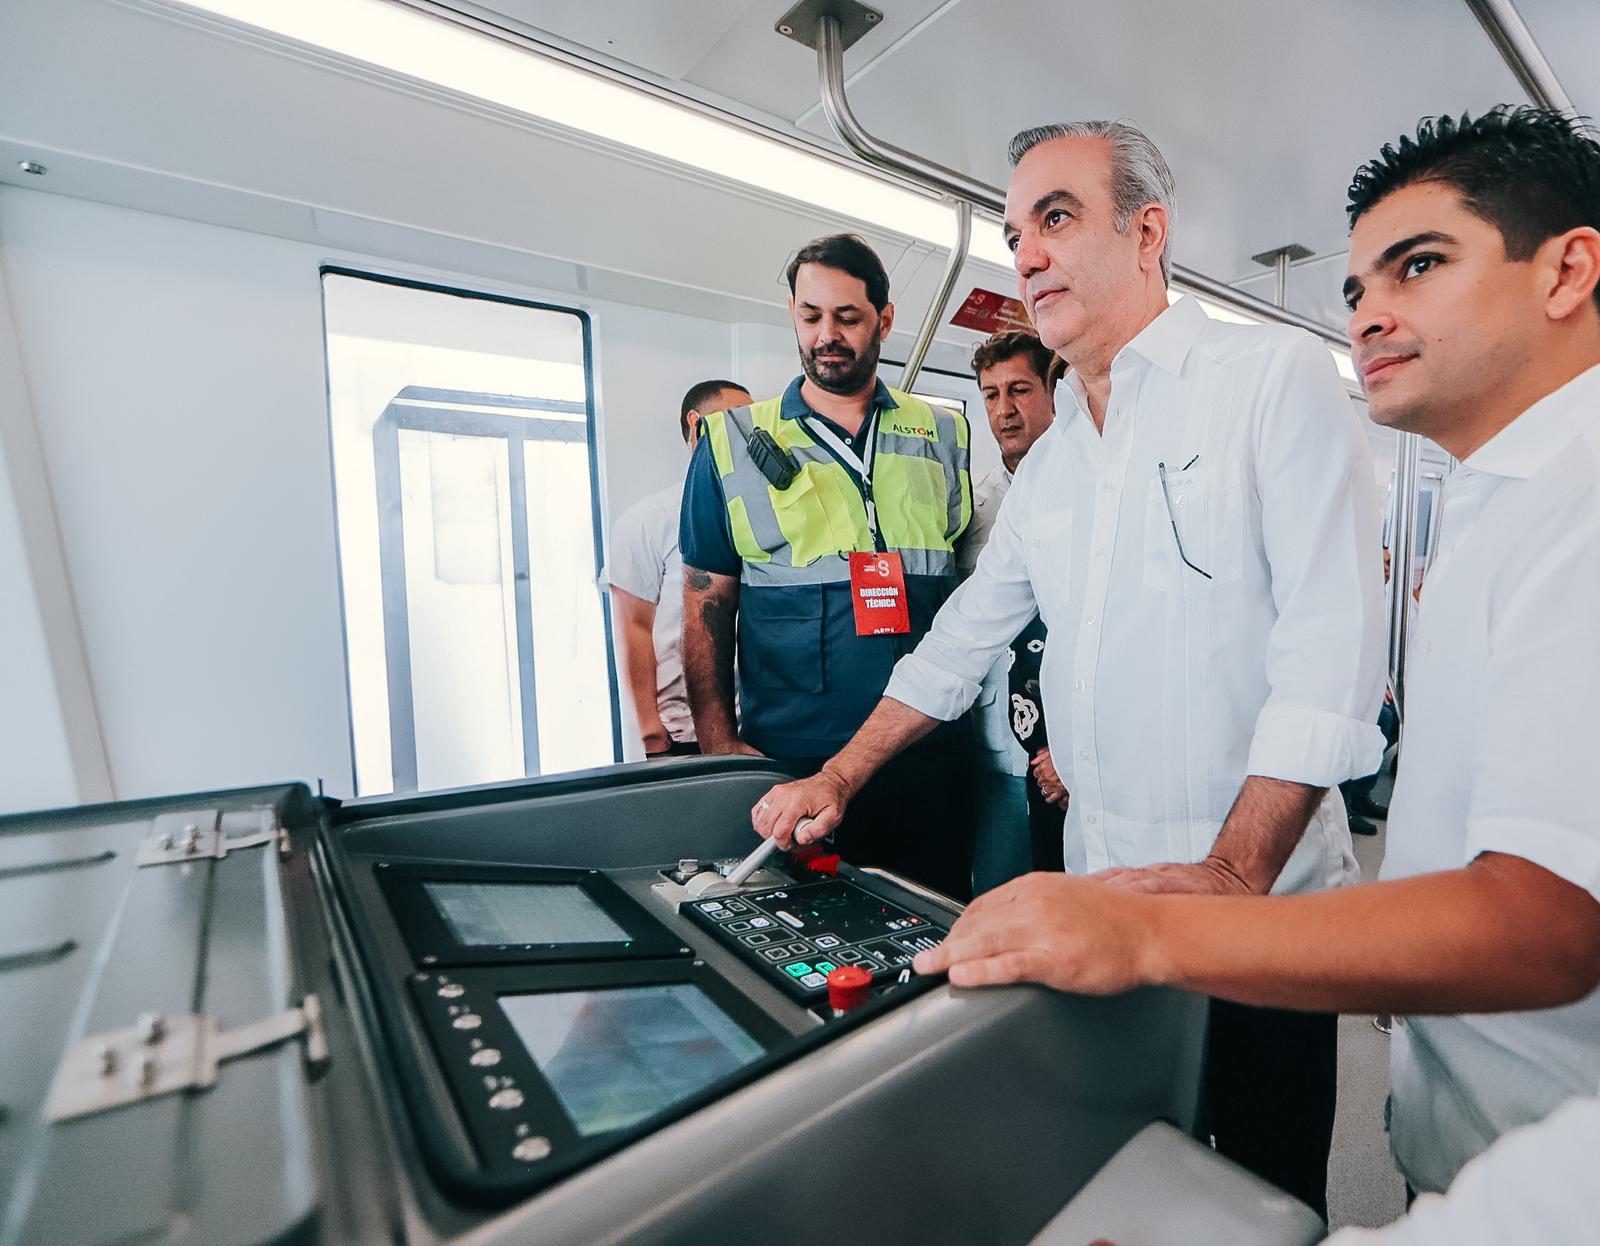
[682,878,949,1002]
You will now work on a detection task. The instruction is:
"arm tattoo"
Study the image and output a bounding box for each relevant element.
[685,565,713,591]
[699,596,738,717]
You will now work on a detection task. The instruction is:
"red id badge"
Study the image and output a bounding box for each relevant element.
[849,551,910,635]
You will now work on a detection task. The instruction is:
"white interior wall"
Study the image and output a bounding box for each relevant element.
[0,244,111,813]
[0,185,774,809]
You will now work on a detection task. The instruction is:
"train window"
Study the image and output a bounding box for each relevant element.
[322,270,619,796]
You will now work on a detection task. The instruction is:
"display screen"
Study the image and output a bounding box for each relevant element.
[498,985,765,1136]
[424,881,630,947]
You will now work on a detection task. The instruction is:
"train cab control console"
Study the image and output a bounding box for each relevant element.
[3,759,1209,1246]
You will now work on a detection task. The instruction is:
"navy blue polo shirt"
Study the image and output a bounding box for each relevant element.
[679,376,960,758]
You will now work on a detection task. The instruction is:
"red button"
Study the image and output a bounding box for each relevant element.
[826,965,872,1012]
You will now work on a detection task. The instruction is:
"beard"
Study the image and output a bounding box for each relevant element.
[799,335,881,395]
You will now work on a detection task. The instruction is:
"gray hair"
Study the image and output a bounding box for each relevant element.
[1008,120,1176,283]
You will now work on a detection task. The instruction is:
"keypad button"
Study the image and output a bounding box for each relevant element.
[741,932,772,946]
[799,972,828,988]
[437,983,465,999]
[763,947,790,962]
[470,1048,502,1067]
[814,934,842,949]
[489,1087,525,1110]
[725,921,752,932]
[748,917,772,929]
[452,1013,483,1031]
[513,1136,551,1162]
[784,962,814,978]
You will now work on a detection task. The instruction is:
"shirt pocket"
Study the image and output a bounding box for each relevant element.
[738,589,825,693]
[1142,459,1245,591]
[1022,509,1073,621]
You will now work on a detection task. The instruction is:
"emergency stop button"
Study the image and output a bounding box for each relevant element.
[826,964,872,1013]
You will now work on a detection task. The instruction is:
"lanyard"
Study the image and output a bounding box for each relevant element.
[803,409,884,550]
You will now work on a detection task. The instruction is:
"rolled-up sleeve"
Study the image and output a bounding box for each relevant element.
[1244,335,1387,786]
[886,481,1042,721]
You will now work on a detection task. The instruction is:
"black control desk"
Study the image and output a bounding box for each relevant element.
[683,878,948,1001]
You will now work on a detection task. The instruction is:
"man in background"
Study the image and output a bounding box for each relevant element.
[960,330,1062,889]
[610,379,750,756]
[681,233,975,900]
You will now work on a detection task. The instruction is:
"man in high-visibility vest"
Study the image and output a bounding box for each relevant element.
[679,232,975,900]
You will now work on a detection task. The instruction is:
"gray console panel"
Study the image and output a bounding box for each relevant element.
[2,761,1209,1246]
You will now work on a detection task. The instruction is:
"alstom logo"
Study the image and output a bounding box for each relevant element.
[894,419,937,440]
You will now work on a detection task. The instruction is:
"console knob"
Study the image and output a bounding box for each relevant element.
[826,965,872,1013]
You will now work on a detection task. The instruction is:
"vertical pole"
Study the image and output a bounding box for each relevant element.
[900,199,972,392]
[1273,251,1290,308]
[1388,432,1422,719]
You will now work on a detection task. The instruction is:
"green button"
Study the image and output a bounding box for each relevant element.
[815,961,838,974]
[784,962,813,978]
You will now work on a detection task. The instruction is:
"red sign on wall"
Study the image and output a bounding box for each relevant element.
[949,287,1032,335]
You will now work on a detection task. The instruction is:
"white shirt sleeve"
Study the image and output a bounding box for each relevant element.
[1462,490,1600,899]
[1244,334,1388,787]
[608,495,667,605]
[885,479,1041,722]
[1324,1094,1600,1246]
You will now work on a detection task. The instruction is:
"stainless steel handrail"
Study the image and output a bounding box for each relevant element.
[1464,0,1577,115]
[900,200,971,391]
[814,15,1353,352]
[1388,433,1422,721]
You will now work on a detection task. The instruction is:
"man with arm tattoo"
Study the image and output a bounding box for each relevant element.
[679,232,976,899]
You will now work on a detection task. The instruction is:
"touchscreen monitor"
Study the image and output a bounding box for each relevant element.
[498,984,764,1136]
[424,881,630,948]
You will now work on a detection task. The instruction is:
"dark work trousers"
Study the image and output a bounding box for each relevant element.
[1024,773,1066,873]
[1202,999,1338,1221]
[788,737,976,903]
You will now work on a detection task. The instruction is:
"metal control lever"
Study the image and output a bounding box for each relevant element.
[681,818,814,900]
[726,815,813,887]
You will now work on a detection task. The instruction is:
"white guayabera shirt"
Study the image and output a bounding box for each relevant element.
[886,296,1386,891]
[1380,363,1600,1194]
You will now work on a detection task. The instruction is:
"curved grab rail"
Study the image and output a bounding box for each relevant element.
[813,15,1353,352]
[899,199,971,391]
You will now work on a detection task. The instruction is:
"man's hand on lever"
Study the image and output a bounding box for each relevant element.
[752,766,852,849]
[748,696,943,851]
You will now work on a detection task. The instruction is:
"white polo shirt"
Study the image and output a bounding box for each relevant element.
[607,482,694,744]
[1381,362,1600,1193]
[886,296,1386,889]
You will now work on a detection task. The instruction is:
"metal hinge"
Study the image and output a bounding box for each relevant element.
[45,994,329,1123]
[136,808,288,867]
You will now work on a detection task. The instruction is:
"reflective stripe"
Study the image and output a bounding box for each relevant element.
[726,495,769,563]
[741,547,953,586]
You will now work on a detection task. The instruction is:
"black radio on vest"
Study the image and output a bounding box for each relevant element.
[742,425,801,490]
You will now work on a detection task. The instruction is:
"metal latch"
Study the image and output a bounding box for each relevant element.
[45,995,329,1123]
[136,808,287,867]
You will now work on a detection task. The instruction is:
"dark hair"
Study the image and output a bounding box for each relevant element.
[970,330,1056,386]
[679,379,748,442]
[784,233,890,312]
[1347,107,1600,307]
